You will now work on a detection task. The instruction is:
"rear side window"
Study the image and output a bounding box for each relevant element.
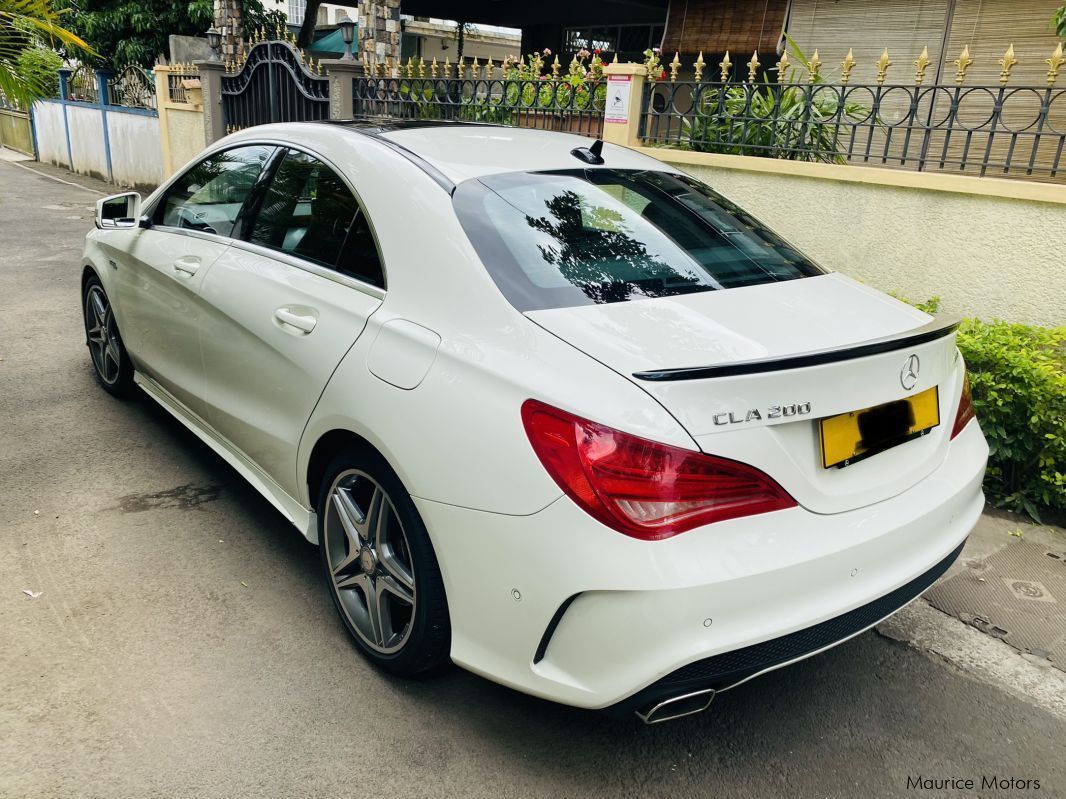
[248,149,385,288]
[453,169,824,311]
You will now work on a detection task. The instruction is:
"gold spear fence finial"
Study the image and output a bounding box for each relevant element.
[552,55,561,78]
[485,56,494,79]
[612,52,619,64]
[914,46,931,85]
[419,56,427,79]
[747,50,760,83]
[1046,42,1064,86]
[430,57,438,79]
[998,43,1017,85]
[876,48,892,85]
[777,49,790,79]
[954,45,973,84]
[693,51,705,82]
[718,50,731,82]
[670,52,681,82]
[840,48,856,84]
[806,49,821,83]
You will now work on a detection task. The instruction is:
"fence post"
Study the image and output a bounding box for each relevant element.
[195,59,226,144]
[57,68,71,101]
[322,60,364,119]
[94,69,115,182]
[602,63,647,147]
[154,66,175,177]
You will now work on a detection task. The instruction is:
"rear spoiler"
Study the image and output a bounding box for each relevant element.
[633,315,961,382]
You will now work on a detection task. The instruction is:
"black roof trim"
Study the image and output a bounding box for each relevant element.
[633,315,960,382]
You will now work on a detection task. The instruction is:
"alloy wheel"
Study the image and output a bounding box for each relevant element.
[85,285,121,385]
[323,469,417,654]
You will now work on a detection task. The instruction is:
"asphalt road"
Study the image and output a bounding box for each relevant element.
[1,157,1063,799]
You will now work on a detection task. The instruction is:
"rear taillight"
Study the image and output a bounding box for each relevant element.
[521,399,796,540]
[950,369,976,439]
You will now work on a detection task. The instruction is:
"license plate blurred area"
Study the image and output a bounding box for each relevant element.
[820,387,940,469]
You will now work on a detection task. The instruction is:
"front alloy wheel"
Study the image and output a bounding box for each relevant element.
[83,275,134,397]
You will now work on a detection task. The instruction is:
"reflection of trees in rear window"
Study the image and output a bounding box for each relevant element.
[454,169,824,312]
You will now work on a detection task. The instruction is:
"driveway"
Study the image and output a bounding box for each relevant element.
[1,156,1063,799]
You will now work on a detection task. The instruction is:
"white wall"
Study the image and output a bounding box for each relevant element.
[107,113,164,187]
[32,99,164,188]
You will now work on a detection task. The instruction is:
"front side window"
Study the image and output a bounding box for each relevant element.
[154,145,275,238]
[453,169,824,311]
[248,149,385,287]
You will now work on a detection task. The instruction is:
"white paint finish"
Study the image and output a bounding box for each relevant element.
[380,124,673,183]
[667,160,1066,327]
[65,104,108,180]
[106,112,164,187]
[367,318,441,389]
[198,243,382,500]
[527,273,931,374]
[31,101,71,168]
[83,123,993,710]
[418,421,987,708]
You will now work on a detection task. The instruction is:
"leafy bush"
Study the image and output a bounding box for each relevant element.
[15,45,64,100]
[912,297,1065,520]
[680,38,875,162]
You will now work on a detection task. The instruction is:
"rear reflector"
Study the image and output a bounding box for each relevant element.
[521,399,796,540]
[950,369,976,439]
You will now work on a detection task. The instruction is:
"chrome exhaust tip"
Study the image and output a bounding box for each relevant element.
[635,688,715,724]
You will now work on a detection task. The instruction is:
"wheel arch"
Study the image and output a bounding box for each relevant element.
[306,428,389,515]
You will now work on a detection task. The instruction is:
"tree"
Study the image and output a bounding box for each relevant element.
[53,0,286,69]
[1054,6,1066,38]
[296,0,322,48]
[0,0,93,106]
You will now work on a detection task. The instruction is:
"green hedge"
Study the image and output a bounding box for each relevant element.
[912,298,1065,520]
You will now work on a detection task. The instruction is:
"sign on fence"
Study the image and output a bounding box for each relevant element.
[605,74,631,124]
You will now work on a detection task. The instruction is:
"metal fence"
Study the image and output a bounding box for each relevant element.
[107,65,157,109]
[352,75,605,137]
[641,45,1066,181]
[221,37,329,131]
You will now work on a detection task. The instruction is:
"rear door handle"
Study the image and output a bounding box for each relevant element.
[173,256,201,277]
[273,307,318,334]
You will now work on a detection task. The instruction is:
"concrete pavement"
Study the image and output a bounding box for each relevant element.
[1,157,1063,799]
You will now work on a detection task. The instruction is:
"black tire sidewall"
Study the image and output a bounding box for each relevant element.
[317,448,451,677]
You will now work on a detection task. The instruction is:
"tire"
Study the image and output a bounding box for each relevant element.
[317,447,451,676]
[82,273,135,398]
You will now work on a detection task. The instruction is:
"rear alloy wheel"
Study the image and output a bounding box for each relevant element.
[319,452,450,675]
[83,275,134,397]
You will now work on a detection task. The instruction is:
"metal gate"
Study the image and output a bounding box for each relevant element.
[0,93,34,156]
[221,40,329,130]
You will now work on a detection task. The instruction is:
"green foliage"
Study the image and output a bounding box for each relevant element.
[15,44,62,97]
[1053,6,1066,37]
[54,0,285,69]
[0,0,93,106]
[907,297,1065,520]
[681,36,874,162]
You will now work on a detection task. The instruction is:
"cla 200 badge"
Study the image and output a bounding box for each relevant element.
[712,402,813,426]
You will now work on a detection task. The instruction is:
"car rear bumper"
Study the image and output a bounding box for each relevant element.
[414,420,987,711]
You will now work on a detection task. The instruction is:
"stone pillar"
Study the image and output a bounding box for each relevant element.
[358,0,401,66]
[322,60,365,120]
[95,69,114,106]
[602,63,647,147]
[58,68,71,100]
[213,0,243,61]
[194,60,227,144]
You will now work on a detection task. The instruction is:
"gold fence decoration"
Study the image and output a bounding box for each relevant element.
[747,51,760,83]
[840,49,856,84]
[876,49,892,85]
[914,47,931,85]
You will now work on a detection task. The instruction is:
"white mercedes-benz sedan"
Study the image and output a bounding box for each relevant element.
[81,121,987,723]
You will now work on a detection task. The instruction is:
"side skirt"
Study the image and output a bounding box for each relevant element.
[134,372,317,541]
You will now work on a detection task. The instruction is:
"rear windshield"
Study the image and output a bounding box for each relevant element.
[453,168,824,311]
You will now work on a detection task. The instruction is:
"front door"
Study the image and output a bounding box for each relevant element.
[197,148,386,497]
[113,144,276,416]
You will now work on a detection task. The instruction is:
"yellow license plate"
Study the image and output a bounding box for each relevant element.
[820,386,940,469]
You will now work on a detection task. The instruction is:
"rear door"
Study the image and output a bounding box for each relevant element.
[114,144,275,415]
[197,147,385,497]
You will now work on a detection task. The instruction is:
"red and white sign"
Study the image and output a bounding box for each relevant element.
[605,75,631,124]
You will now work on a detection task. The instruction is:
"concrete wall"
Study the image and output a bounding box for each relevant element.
[642,150,1066,327]
[32,99,163,189]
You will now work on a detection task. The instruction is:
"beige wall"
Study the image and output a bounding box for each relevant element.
[163,106,208,175]
[642,150,1066,327]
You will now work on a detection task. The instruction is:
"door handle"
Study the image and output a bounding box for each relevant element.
[273,307,317,334]
[173,256,201,277]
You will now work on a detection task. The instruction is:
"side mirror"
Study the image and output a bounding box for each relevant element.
[96,192,142,230]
